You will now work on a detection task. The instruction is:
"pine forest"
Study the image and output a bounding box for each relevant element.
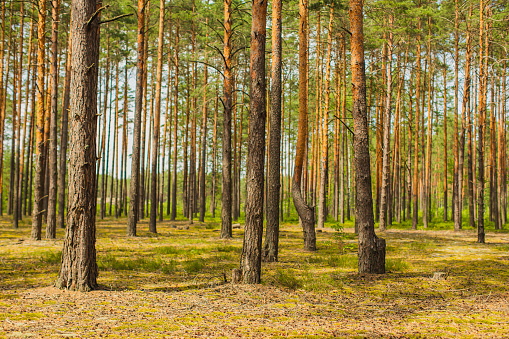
[1,0,509,337]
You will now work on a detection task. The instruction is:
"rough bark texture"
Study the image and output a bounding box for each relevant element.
[350,0,386,274]
[46,0,61,238]
[239,0,267,284]
[263,0,282,263]
[56,0,100,291]
[127,0,146,236]
[31,0,47,240]
[221,0,233,239]
[292,0,316,252]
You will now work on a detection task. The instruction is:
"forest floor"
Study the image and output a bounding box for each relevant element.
[1,215,509,338]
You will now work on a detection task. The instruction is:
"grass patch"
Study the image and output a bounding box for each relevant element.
[39,250,62,265]
[385,258,409,272]
[275,269,302,290]
[326,254,358,268]
[183,258,205,273]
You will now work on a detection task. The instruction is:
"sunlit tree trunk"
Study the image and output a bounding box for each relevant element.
[170,22,179,220]
[56,0,100,291]
[350,0,386,273]
[239,0,267,284]
[31,0,47,240]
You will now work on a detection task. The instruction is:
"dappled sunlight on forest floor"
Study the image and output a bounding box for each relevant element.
[1,217,509,337]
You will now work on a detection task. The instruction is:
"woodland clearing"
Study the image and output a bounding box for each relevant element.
[1,217,509,338]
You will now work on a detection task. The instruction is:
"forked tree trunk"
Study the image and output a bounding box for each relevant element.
[127,0,146,236]
[56,0,100,291]
[239,0,267,284]
[293,0,316,251]
[350,0,385,274]
[263,0,282,262]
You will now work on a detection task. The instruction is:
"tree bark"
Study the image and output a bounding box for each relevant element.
[379,15,393,231]
[149,0,165,233]
[239,0,267,284]
[127,0,146,236]
[56,0,100,291]
[350,0,386,274]
[292,0,316,251]
[31,0,47,240]
[263,0,282,262]
[221,0,233,239]
[170,22,179,221]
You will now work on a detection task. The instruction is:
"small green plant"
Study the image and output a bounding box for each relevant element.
[275,269,302,290]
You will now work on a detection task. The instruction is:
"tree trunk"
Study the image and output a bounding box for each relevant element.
[127,0,146,236]
[58,27,72,229]
[170,22,179,220]
[317,6,334,230]
[477,0,486,243]
[149,0,165,233]
[262,0,282,263]
[99,31,110,220]
[239,0,267,284]
[210,86,218,217]
[221,0,233,239]
[379,15,393,231]
[292,0,316,251]
[350,0,386,274]
[199,18,209,223]
[31,0,47,240]
[56,0,100,291]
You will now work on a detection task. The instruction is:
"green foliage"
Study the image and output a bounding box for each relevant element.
[183,258,205,273]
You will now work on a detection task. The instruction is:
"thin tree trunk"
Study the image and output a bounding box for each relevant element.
[31,0,47,240]
[263,0,282,262]
[210,86,218,217]
[199,18,209,223]
[221,0,233,238]
[477,0,486,243]
[127,0,146,236]
[170,22,179,220]
[149,0,165,233]
[379,15,393,231]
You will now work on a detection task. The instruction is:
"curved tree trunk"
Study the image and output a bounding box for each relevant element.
[292,0,316,252]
